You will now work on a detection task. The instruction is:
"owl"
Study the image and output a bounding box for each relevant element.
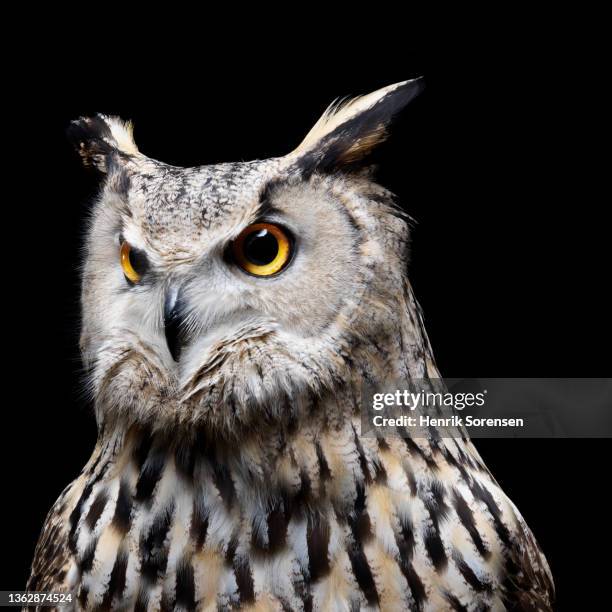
[28,80,554,611]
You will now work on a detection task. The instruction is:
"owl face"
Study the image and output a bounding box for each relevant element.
[72,80,424,433]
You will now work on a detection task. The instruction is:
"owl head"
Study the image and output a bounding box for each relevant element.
[70,79,431,437]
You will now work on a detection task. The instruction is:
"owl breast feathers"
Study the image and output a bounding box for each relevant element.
[28,80,554,611]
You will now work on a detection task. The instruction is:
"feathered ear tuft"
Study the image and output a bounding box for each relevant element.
[67,114,139,172]
[289,78,424,175]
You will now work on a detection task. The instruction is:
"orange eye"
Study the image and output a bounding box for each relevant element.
[120,241,147,284]
[231,223,293,277]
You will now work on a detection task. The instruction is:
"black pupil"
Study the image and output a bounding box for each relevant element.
[128,246,149,275]
[244,229,279,266]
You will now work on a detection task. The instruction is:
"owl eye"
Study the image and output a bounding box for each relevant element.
[120,240,148,284]
[231,223,293,277]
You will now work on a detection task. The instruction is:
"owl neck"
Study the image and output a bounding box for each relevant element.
[71,404,374,570]
[82,379,469,529]
[90,389,368,507]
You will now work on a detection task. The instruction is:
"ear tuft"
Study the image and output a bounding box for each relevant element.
[67,114,139,172]
[290,78,424,174]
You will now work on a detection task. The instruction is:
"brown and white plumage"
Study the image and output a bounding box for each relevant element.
[28,80,554,611]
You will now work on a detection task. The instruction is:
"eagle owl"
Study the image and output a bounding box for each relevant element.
[28,80,554,611]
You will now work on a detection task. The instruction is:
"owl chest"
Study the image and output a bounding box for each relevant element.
[59,466,506,612]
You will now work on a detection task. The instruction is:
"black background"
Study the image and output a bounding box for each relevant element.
[3,20,608,610]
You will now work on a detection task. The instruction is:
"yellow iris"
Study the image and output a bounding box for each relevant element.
[120,241,142,283]
[232,223,292,277]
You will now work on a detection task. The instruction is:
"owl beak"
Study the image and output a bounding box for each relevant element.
[164,285,186,362]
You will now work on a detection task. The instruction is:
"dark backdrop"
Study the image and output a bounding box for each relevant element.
[3,25,608,610]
